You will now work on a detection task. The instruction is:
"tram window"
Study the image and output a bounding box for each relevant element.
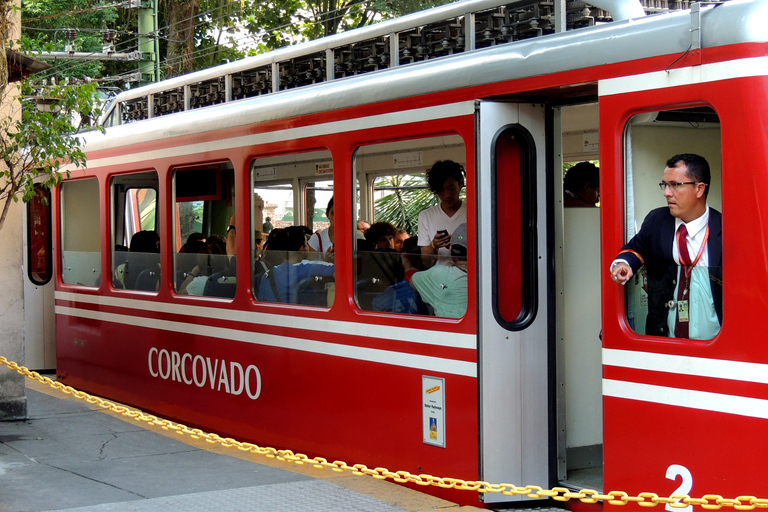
[492,125,537,329]
[110,171,160,291]
[60,178,101,287]
[102,101,123,128]
[250,151,334,307]
[352,135,468,317]
[27,185,53,286]
[172,163,236,297]
[619,107,722,340]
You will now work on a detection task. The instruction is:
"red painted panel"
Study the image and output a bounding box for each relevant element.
[601,74,768,504]
[55,314,479,483]
[604,396,768,507]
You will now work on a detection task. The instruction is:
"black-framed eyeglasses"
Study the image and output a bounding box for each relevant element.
[658,181,699,192]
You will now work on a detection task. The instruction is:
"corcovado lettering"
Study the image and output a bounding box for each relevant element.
[148,347,261,399]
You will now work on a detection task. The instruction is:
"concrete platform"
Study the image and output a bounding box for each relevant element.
[0,378,486,512]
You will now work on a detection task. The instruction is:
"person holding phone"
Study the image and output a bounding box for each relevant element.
[418,160,467,266]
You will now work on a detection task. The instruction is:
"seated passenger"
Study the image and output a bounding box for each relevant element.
[179,240,228,296]
[394,229,409,252]
[257,226,334,304]
[114,230,160,289]
[356,221,403,310]
[207,234,227,254]
[176,234,206,288]
[181,232,206,248]
[410,223,468,318]
[371,239,430,315]
[372,279,430,315]
[308,197,334,254]
[564,161,600,207]
[365,221,397,250]
[357,220,370,237]
[254,230,264,253]
[253,228,282,294]
[401,237,426,282]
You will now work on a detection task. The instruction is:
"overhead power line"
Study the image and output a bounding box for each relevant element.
[26,0,394,84]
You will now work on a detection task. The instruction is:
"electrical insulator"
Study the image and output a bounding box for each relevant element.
[63,29,77,40]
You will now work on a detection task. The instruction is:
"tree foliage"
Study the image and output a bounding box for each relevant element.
[0,76,103,232]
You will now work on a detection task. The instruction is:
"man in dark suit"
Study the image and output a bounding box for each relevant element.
[610,154,722,339]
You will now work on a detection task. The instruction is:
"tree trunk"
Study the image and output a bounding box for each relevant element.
[163,0,198,78]
[0,0,12,103]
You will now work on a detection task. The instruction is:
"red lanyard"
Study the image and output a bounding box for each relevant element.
[682,224,709,280]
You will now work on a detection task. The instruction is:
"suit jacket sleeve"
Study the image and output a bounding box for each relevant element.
[616,208,674,273]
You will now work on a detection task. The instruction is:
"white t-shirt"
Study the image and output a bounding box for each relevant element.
[308,228,333,253]
[186,276,209,296]
[417,201,467,259]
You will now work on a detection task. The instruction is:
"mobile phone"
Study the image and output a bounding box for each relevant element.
[437,230,449,238]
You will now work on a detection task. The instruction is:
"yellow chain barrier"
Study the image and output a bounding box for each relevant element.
[2,355,767,509]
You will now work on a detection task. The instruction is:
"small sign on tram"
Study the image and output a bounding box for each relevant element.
[422,376,446,448]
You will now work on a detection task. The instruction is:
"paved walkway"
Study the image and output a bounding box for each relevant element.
[0,378,484,512]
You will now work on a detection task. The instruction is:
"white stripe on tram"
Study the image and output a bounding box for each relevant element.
[599,56,768,96]
[55,291,475,350]
[603,379,768,420]
[84,101,476,169]
[603,348,768,385]
[55,305,477,378]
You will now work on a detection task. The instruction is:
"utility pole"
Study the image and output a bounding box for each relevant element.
[136,0,159,85]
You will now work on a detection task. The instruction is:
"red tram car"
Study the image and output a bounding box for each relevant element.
[36,0,768,507]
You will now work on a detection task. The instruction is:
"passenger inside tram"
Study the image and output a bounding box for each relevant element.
[252,228,283,294]
[308,197,334,255]
[418,160,467,266]
[610,153,721,339]
[365,221,397,250]
[394,229,409,251]
[371,234,430,315]
[410,223,468,319]
[356,220,370,236]
[356,221,403,310]
[256,225,335,305]
[178,238,228,296]
[254,230,264,253]
[563,161,600,208]
[400,236,426,282]
[114,230,160,290]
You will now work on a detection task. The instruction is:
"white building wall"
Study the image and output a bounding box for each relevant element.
[0,199,26,419]
[0,0,28,420]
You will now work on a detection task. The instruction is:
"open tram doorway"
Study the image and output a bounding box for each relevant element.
[477,99,605,501]
[555,102,604,491]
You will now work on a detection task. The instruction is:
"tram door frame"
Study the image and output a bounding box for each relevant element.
[476,101,551,504]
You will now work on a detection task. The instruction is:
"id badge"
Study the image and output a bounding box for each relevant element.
[677,300,689,323]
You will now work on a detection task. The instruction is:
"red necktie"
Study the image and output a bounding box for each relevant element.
[675,224,690,338]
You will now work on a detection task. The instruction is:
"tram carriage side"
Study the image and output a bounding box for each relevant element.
[39,0,768,507]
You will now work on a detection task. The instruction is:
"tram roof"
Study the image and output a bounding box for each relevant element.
[83,0,766,153]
